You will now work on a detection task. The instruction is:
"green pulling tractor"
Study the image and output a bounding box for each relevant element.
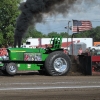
[0,37,71,76]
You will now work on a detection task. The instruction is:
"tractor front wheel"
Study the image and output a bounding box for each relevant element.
[45,51,71,76]
[5,63,18,76]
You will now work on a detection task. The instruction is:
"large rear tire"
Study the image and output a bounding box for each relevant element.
[45,51,71,76]
[5,63,18,76]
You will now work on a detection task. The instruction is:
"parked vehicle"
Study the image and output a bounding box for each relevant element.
[90,44,100,51]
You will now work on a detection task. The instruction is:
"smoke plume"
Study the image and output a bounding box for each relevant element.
[14,0,77,47]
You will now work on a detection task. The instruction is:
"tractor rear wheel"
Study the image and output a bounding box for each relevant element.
[5,63,18,76]
[45,51,71,76]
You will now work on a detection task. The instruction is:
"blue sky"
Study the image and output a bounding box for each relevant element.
[35,0,100,35]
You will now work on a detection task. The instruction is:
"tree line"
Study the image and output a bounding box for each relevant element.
[0,0,100,47]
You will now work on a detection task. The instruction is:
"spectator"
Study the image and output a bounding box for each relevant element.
[78,48,83,55]
[64,49,69,54]
[85,48,90,56]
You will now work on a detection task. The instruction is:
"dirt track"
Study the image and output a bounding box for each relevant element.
[0,71,100,100]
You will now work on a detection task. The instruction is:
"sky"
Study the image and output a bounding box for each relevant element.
[22,0,100,35]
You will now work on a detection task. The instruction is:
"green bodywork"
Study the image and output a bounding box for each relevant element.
[0,57,3,66]
[0,36,63,71]
[8,48,48,70]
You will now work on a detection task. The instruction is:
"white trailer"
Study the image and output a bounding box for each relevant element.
[23,37,93,49]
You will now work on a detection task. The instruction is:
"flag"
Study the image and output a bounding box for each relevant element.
[72,20,92,33]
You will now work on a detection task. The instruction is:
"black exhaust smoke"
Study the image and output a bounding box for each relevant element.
[14,0,76,48]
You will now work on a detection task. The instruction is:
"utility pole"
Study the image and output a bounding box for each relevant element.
[65,21,71,49]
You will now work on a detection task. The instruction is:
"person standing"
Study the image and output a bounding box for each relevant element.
[78,48,83,55]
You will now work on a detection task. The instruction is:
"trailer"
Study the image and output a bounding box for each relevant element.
[0,36,71,76]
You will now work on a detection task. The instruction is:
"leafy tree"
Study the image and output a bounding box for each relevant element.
[94,26,100,41]
[0,32,3,47]
[32,29,43,38]
[47,32,60,38]
[0,0,21,47]
[25,26,46,38]
[42,34,48,38]
[60,32,69,38]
